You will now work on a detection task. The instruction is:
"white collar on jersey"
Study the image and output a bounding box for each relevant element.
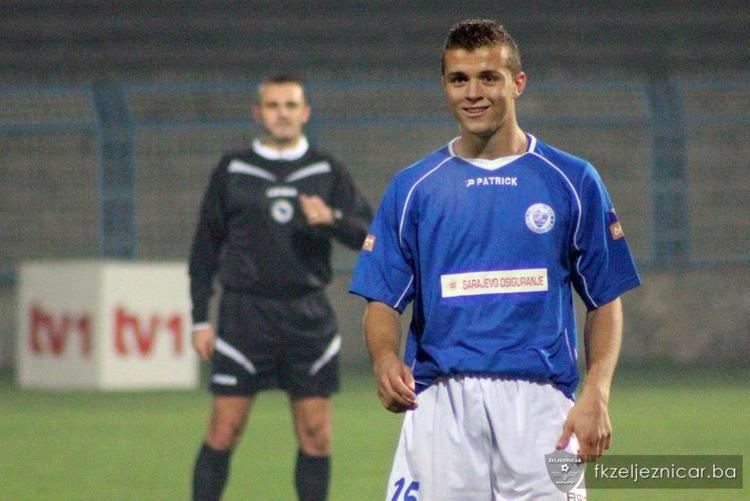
[448,134,537,171]
[252,136,309,161]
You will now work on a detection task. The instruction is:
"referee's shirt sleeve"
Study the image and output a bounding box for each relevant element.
[329,160,373,249]
[570,164,641,310]
[189,161,228,324]
[349,179,415,313]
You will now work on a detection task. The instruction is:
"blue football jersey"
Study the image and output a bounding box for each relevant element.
[350,135,641,398]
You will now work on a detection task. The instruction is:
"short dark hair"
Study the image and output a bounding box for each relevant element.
[441,19,522,75]
[256,74,306,101]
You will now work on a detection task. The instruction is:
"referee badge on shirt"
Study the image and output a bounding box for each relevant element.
[525,203,556,234]
[270,199,294,224]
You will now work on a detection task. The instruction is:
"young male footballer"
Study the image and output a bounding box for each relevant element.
[190,75,372,500]
[350,20,641,500]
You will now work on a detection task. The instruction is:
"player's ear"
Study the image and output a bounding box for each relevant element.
[513,71,527,98]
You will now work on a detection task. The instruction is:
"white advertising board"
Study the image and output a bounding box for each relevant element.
[17,260,197,390]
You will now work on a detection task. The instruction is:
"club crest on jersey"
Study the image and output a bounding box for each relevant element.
[270,199,294,224]
[525,203,555,234]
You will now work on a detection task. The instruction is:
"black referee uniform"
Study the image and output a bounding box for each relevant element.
[189,138,372,397]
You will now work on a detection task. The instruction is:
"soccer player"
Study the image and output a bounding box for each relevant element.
[350,20,641,500]
[189,74,372,501]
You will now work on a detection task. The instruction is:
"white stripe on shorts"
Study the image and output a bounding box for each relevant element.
[215,337,257,375]
[211,374,238,386]
[309,334,341,375]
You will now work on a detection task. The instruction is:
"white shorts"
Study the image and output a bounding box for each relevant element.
[385,376,587,500]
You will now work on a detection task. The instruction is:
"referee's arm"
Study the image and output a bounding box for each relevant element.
[189,164,227,327]
[329,162,373,249]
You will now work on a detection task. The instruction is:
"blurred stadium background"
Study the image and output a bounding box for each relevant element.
[1,1,748,499]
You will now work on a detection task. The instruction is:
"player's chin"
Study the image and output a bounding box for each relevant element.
[460,123,497,138]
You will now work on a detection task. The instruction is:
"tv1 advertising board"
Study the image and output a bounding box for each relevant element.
[17,260,197,390]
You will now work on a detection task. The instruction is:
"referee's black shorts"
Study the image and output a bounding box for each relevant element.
[209,289,340,399]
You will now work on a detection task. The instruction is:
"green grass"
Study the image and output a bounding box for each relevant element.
[1,366,747,500]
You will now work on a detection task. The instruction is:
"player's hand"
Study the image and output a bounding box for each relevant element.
[192,325,216,361]
[373,354,418,413]
[557,388,612,462]
[299,194,334,226]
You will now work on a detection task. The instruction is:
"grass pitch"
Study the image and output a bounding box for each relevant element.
[1,366,747,500]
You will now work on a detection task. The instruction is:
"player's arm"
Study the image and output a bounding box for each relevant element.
[363,301,417,413]
[557,297,622,461]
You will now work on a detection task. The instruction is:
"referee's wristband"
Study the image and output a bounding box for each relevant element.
[192,322,212,332]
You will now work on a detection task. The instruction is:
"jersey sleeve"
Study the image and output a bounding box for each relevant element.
[188,161,228,324]
[329,160,373,249]
[349,178,416,313]
[569,164,641,310]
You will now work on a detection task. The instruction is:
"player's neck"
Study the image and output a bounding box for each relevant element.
[455,125,527,160]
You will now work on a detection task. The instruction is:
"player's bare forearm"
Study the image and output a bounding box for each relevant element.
[363,301,417,413]
[558,298,623,460]
[581,298,623,401]
[363,301,401,365]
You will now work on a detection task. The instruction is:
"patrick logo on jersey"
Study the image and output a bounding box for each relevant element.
[465,175,518,188]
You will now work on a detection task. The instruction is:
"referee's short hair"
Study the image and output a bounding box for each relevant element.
[441,19,522,76]
[256,74,307,101]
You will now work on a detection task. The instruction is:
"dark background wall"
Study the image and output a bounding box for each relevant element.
[2,0,748,82]
[1,1,748,368]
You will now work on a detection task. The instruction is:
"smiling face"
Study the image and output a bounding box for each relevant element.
[253,81,311,148]
[442,44,526,140]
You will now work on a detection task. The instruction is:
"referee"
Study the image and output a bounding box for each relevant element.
[189,75,372,501]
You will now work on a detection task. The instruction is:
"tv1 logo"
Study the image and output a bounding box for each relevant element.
[28,304,92,357]
[28,304,186,357]
[114,306,185,356]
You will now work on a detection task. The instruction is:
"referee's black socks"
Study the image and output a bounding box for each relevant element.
[193,443,231,501]
[295,450,330,501]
